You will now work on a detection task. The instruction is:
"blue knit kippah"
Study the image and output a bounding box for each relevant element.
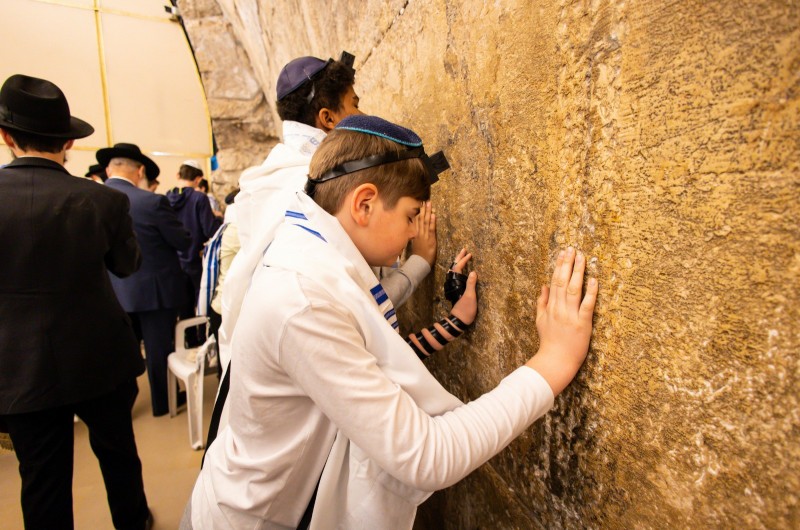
[276,56,330,100]
[335,115,423,147]
[306,114,450,198]
[277,51,356,101]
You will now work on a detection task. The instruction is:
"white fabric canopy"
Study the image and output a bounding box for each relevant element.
[0,0,213,190]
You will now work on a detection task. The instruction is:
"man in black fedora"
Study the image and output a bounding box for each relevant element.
[100,143,191,418]
[0,74,153,529]
[85,162,107,183]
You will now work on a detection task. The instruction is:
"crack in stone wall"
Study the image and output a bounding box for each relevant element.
[178,0,800,527]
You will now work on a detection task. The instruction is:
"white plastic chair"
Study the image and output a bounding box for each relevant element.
[166,316,218,450]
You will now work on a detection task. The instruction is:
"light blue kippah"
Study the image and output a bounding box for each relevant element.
[335,115,423,147]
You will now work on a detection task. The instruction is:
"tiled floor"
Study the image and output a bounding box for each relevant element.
[0,371,220,529]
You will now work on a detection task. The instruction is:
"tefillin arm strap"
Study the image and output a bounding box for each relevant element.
[406,314,471,361]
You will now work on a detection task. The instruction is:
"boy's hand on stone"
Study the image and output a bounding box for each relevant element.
[450,253,478,326]
[450,247,471,274]
[525,247,598,396]
[411,201,437,266]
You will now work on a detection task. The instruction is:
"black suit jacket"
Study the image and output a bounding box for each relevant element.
[0,157,145,414]
[105,178,190,312]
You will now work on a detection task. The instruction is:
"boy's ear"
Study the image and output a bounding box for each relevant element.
[0,129,16,149]
[349,183,378,227]
[316,108,337,132]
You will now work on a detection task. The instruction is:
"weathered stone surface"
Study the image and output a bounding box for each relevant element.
[176,0,221,19]
[180,0,800,527]
[178,0,277,202]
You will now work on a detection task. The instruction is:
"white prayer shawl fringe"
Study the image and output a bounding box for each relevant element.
[266,193,464,529]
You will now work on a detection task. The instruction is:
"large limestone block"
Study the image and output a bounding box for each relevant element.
[179,0,277,193]
[180,0,799,527]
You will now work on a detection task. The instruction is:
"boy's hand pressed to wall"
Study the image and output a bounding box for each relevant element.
[450,248,478,326]
[526,247,597,396]
[411,201,437,266]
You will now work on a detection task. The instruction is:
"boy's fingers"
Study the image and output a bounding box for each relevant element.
[460,271,478,300]
[429,212,436,233]
[452,252,472,273]
[566,251,586,305]
[579,277,598,319]
[550,248,574,297]
[537,285,549,315]
[465,270,478,291]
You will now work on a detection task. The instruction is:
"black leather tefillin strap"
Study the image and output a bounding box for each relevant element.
[408,336,429,360]
[447,314,472,330]
[408,315,473,361]
[426,325,447,346]
[438,317,463,337]
[444,269,468,305]
[316,147,448,186]
[413,332,436,355]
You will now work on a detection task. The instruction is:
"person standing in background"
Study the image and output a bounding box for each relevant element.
[0,74,152,530]
[166,161,221,320]
[100,143,191,418]
[198,177,223,218]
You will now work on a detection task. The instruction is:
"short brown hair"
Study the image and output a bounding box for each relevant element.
[308,129,430,214]
[178,164,203,181]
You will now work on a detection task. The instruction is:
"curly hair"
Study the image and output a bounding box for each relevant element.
[276,61,355,127]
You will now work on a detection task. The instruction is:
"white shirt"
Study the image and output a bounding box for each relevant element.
[193,198,554,529]
[219,121,429,367]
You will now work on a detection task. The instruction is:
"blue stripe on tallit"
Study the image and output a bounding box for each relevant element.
[371,284,398,330]
[198,223,226,315]
[292,224,327,242]
[370,284,388,305]
[285,210,307,220]
[284,209,399,333]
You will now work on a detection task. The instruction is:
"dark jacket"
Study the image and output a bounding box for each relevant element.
[166,186,221,277]
[0,157,144,414]
[106,178,191,312]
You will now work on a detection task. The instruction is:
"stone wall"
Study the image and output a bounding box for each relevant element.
[178,0,278,199]
[178,1,799,527]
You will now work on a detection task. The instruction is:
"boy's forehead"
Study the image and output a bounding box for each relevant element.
[398,196,423,210]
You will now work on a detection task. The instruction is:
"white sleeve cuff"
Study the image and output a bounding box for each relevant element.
[498,366,555,422]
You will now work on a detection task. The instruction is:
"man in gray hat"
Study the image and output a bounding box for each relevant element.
[0,74,152,529]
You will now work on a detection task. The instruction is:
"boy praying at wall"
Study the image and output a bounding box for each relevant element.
[182,115,598,530]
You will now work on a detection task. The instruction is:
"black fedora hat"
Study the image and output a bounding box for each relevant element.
[96,143,160,179]
[0,74,94,139]
[85,163,104,177]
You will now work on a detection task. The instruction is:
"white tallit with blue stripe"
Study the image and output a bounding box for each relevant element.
[197,223,227,316]
[263,192,463,529]
[282,208,400,331]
